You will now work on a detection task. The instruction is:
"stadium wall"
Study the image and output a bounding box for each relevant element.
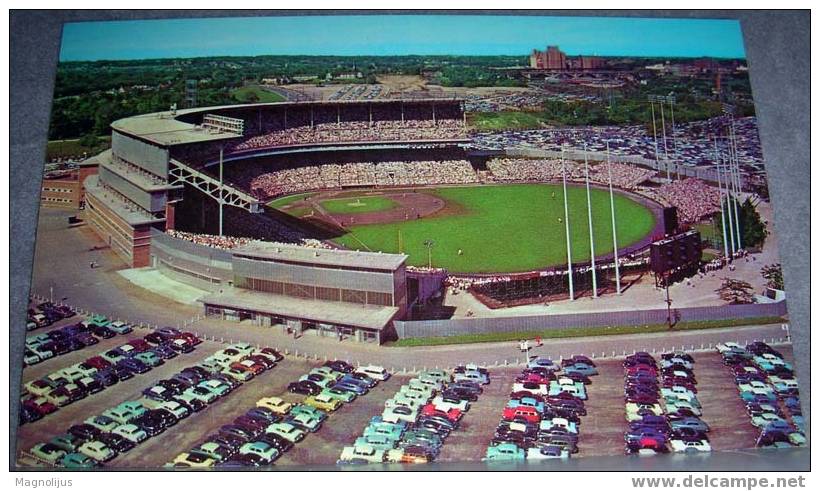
[149,230,233,290]
[392,301,788,339]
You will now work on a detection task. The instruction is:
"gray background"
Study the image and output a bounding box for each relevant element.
[9,10,810,471]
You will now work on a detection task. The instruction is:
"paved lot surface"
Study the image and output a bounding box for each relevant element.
[17,340,226,459]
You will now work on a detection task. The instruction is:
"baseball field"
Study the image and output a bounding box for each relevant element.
[273,183,658,274]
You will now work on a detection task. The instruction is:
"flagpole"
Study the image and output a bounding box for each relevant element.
[607,141,621,294]
[722,140,737,258]
[562,146,575,301]
[714,138,730,259]
[729,123,743,250]
[650,101,660,172]
[660,100,670,180]
[584,145,598,298]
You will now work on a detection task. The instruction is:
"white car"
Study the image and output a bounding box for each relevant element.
[25,380,54,398]
[338,445,386,464]
[661,386,697,402]
[382,405,419,424]
[670,439,712,453]
[384,395,422,410]
[257,396,292,415]
[78,441,116,462]
[454,370,489,385]
[431,395,469,412]
[408,379,441,393]
[419,370,450,384]
[355,365,390,381]
[266,422,306,443]
[664,394,701,408]
[539,417,578,434]
[24,350,41,366]
[400,384,435,399]
[717,342,744,354]
[512,382,549,396]
[526,445,570,460]
[158,401,190,419]
[112,424,148,443]
[665,400,702,416]
[738,381,774,394]
[396,388,429,404]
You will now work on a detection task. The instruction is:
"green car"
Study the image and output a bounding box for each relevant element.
[363,423,404,441]
[484,443,525,461]
[30,443,67,464]
[286,412,323,432]
[50,434,83,453]
[290,404,328,422]
[321,387,356,403]
[354,434,398,451]
[134,351,163,367]
[61,452,100,468]
[198,379,231,397]
[403,429,443,448]
[87,315,110,328]
[118,401,147,418]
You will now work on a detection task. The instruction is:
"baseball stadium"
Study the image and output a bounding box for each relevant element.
[78,98,782,343]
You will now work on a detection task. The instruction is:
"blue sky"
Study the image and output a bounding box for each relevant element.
[60,15,746,61]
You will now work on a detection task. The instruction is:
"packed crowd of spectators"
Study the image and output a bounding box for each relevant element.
[486,158,655,190]
[231,119,467,152]
[248,159,478,200]
[472,116,765,176]
[639,178,722,223]
[166,228,332,252]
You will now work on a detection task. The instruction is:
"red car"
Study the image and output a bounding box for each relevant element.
[502,406,541,424]
[230,360,264,375]
[129,338,153,352]
[179,332,201,346]
[516,373,552,385]
[420,403,462,422]
[509,391,546,403]
[626,365,657,376]
[23,397,58,416]
[84,356,112,370]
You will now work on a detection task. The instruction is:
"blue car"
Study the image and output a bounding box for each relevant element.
[93,368,119,387]
[507,397,545,414]
[563,363,598,376]
[332,381,368,395]
[669,417,710,432]
[763,420,794,434]
[117,358,151,374]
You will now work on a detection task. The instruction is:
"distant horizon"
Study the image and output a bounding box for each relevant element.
[60,15,746,62]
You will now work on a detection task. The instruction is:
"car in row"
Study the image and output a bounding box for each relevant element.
[624,352,711,456]
[486,356,596,462]
[718,342,805,449]
[340,366,484,465]
[26,301,75,332]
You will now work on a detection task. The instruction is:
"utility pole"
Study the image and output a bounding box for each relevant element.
[424,240,435,269]
[218,147,224,237]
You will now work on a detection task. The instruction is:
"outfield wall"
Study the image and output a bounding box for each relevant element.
[393,300,787,339]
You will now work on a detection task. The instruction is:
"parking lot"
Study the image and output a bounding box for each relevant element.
[17,344,796,467]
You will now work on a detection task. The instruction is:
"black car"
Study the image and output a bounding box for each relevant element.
[76,377,104,394]
[133,412,168,436]
[539,434,579,454]
[669,427,709,441]
[255,433,294,454]
[173,396,205,413]
[415,417,453,437]
[159,378,189,394]
[449,381,483,395]
[259,347,284,362]
[76,333,99,347]
[233,416,267,437]
[185,366,213,379]
[90,325,116,339]
[563,372,592,385]
[19,406,42,424]
[208,432,246,451]
[236,452,269,467]
[288,380,322,395]
[152,345,178,360]
[347,372,378,387]
[67,338,86,352]
[245,407,282,424]
[68,423,102,441]
[150,408,179,427]
[219,424,255,441]
[441,387,478,402]
[117,358,151,374]
[47,340,72,356]
[97,432,136,453]
[323,360,355,373]
[247,354,276,370]
[143,332,167,345]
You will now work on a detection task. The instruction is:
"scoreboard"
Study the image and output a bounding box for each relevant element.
[650,230,702,275]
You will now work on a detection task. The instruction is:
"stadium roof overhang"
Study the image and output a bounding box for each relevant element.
[200,289,399,331]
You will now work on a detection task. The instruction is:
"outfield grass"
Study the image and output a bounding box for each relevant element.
[332,183,656,273]
[268,192,315,209]
[387,316,787,347]
[319,196,398,215]
[468,111,547,131]
[232,85,286,103]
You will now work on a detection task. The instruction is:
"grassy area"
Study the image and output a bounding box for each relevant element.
[268,193,315,209]
[285,206,313,218]
[388,316,787,347]
[231,85,286,103]
[46,136,111,160]
[467,111,547,131]
[319,196,398,215]
[332,183,656,273]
